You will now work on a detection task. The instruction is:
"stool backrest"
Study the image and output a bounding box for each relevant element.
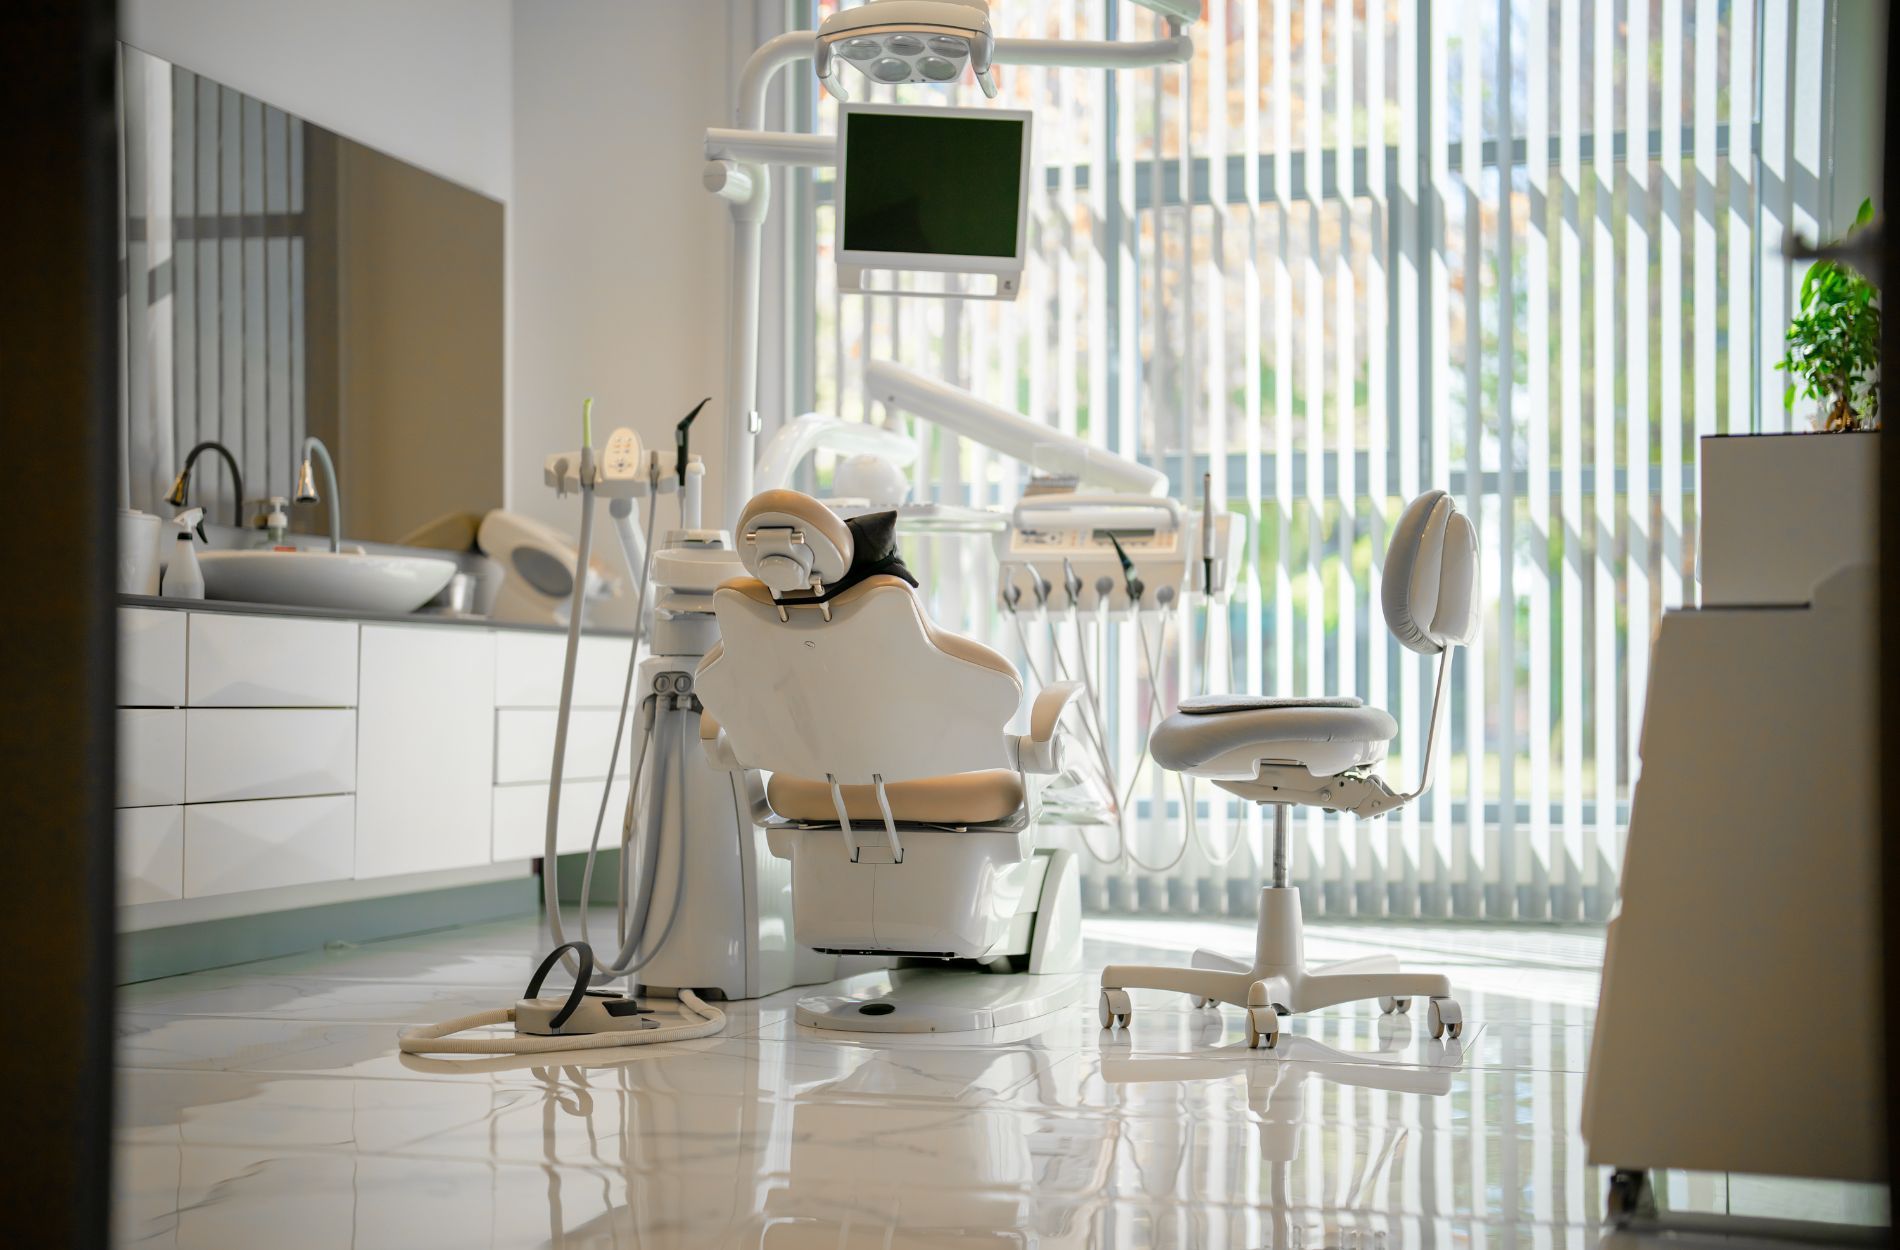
[1382,490,1480,655]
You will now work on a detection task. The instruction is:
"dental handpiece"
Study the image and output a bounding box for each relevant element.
[1107,533,1145,606]
[1030,567,1052,609]
[1063,558,1084,607]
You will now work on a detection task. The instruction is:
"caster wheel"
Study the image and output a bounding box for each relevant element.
[1188,995,1211,1009]
[1427,996,1463,1040]
[1098,988,1132,1031]
[1245,1006,1280,1050]
[1606,1168,1655,1223]
[1377,996,1412,1015]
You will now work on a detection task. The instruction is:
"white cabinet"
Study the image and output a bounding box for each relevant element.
[185,709,356,802]
[354,625,496,879]
[184,795,354,897]
[491,632,636,865]
[118,709,185,807]
[188,614,357,707]
[492,777,633,862]
[115,606,636,918]
[493,708,634,785]
[494,632,633,708]
[119,806,183,904]
[120,608,186,706]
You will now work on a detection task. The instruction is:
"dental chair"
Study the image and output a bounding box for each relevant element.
[695,489,1085,1032]
[1100,489,1477,1049]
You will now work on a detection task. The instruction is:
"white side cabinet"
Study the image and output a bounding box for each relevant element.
[354,624,497,879]
[491,632,634,862]
[116,609,187,902]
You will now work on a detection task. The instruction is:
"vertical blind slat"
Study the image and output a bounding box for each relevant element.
[1625,0,1652,809]
[1526,0,1553,917]
[1492,0,1517,918]
[1302,0,1329,893]
[1591,0,1619,908]
[1558,0,1585,919]
[1459,0,1485,917]
[1660,0,1686,609]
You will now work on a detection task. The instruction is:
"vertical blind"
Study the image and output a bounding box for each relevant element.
[801,0,1833,922]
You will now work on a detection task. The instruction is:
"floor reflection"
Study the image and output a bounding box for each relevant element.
[115,913,1851,1248]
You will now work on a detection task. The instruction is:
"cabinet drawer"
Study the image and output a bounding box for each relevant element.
[183,795,354,898]
[188,614,358,707]
[120,608,186,706]
[494,632,634,708]
[492,778,631,862]
[493,708,634,785]
[353,625,495,880]
[119,805,183,905]
[185,709,356,803]
[118,709,185,807]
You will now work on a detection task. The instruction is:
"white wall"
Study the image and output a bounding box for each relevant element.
[508,1,737,533]
[118,0,514,201]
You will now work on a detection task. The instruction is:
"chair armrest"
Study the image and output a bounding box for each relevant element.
[698,711,743,772]
[1013,681,1083,773]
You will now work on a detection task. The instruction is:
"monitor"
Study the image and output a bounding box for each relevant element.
[836,103,1033,301]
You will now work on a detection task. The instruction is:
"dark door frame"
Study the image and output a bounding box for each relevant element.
[0,2,120,1244]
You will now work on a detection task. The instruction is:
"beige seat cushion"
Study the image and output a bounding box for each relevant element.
[767,769,1025,826]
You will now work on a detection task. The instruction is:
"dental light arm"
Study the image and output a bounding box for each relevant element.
[753,413,920,492]
[864,359,1166,496]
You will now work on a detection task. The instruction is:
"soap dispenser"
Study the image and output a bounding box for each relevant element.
[162,508,206,600]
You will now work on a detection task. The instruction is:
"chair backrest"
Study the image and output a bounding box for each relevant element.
[1382,490,1480,655]
[695,491,1022,786]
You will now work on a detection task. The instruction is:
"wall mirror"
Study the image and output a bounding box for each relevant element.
[118,43,505,547]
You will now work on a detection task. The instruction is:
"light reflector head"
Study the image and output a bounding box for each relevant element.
[815,0,996,101]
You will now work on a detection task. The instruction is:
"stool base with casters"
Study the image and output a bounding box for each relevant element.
[1098,807,1462,1050]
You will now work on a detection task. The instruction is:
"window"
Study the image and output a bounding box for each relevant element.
[797,0,1839,920]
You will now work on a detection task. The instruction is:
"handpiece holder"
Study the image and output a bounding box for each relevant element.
[544,428,677,500]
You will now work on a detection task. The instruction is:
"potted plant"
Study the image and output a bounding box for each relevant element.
[1699,199,1880,606]
[1777,198,1881,432]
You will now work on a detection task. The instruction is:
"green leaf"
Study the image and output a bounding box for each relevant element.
[1856,197,1875,228]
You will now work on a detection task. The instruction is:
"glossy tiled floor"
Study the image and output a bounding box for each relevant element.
[116,913,1880,1248]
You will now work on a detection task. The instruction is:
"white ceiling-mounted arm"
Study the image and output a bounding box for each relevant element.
[865,359,1166,496]
[753,413,920,492]
[710,2,1201,530]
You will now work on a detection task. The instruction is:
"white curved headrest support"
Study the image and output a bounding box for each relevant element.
[736,489,854,598]
[1382,490,1480,655]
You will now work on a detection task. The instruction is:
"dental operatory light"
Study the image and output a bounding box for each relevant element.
[815,0,996,101]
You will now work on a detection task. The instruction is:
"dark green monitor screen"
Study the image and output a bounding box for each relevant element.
[842,111,1025,259]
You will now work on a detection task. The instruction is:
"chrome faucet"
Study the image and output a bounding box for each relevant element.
[166,441,246,530]
[296,436,342,554]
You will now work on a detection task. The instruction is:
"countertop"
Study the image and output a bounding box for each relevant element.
[118,594,637,638]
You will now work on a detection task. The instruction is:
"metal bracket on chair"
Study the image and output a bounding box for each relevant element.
[871,775,904,863]
[828,774,904,864]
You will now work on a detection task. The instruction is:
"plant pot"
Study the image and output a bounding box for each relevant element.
[1697,429,1877,606]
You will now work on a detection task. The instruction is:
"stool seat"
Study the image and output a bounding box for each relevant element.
[1150,695,1398,776]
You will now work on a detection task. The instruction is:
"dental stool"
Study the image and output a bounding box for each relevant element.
[1100,490,1478,1049]
[695,489,1086,1033]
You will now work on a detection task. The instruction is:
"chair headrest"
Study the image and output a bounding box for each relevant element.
[1382,490,1480,655]
[736,489,854,598]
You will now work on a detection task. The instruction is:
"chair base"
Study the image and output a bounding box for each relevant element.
[795,965,1087,1034]
[1099,886,1462,1049]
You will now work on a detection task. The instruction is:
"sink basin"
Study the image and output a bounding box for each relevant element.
[199,549,458,614]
